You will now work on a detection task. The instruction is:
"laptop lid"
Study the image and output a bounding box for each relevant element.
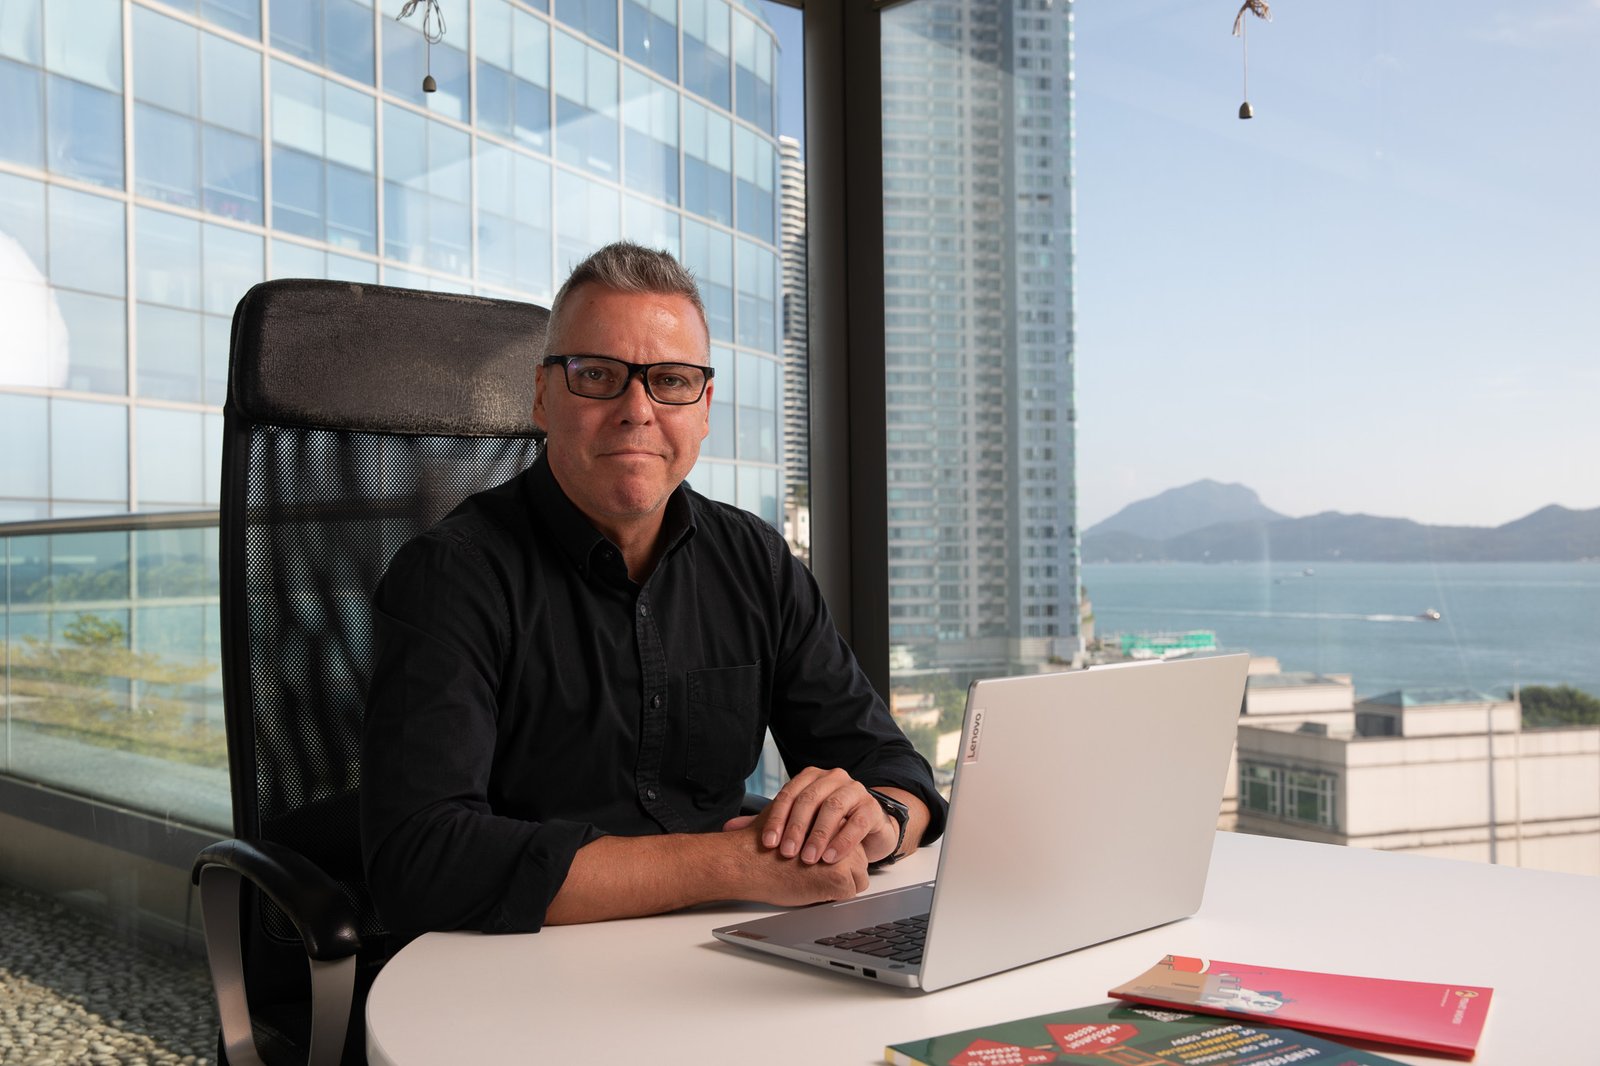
[713,653,1249,992]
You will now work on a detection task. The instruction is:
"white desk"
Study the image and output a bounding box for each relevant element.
[367,832,1598,1064]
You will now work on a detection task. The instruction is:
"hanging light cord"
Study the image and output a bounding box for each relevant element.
[396,0,447,91]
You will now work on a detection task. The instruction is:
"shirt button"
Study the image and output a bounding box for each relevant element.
[650,694,662,709]
[644,787,658,801]
[638,603,649,617]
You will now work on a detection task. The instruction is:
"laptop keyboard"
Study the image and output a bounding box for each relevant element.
[814,913,930,965]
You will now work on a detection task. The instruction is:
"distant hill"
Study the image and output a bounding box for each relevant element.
[1086,480,1285,541]
[1083,488,1600,563]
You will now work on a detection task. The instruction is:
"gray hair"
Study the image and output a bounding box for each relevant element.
[543,241,710,359]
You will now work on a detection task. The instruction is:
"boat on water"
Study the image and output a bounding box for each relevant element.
[1420,608,1442,621]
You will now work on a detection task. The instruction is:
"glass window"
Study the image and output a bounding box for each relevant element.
[735,463,778,527]
[476,140,552,297]
[702,342,733,459]
[732,9,773,133]
[48,185,125,297]
[622,194,678,258]
[136,208,202,310]
[202,124,264,223]
[50,290,126,392]
[270,61,376,251]
[735,238,775,353]
[556,0,617,50]
[733,127,774,242]
[622,68,679,206]
[50,397,127,503]
[476,0,550,150]
[0,393,49,498]
[735,350,777,464]
[0,0,43,65]
[274,0,374,84]
[44,0,120,93]
[203,223,262,315]
[46,74,123,189]
[553,168,619,273]
[553,31,619,177]
[681,0,729,109]
[0,59,44,169]
[135,103,200,208]
[133,7,197,116]
[383,103,471,274]
[203,313,229,405]
[382,15,468,120]
[622,0,676,82]
[137,303,203,402]
[681,218,731,342]
[682,99,730,224]
[201,34,263,136]
[137,407,205,505]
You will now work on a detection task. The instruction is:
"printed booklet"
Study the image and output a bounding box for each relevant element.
[1107,956,1492,1059]
[885,1001,1411,1066]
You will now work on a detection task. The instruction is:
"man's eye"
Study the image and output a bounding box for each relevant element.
[576,366,616,384]
[654,372,688,390]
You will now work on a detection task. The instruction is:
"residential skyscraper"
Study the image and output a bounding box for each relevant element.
[881,0,1079,680]
[777,133,810,560]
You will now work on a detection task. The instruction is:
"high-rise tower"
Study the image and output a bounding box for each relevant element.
[880,0,1079,680]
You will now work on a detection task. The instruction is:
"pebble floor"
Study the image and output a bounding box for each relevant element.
[0,882,216,1065]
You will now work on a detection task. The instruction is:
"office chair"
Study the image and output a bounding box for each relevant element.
[193,279,548,1066]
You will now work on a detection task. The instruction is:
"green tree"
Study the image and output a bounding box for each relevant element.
[1520,684,1600,728]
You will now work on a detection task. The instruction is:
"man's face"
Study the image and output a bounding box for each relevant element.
[533,284,712,539]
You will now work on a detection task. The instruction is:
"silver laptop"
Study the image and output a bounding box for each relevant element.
[712,653,1249,992]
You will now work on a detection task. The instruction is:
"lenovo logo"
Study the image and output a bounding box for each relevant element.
[964,709,984,764]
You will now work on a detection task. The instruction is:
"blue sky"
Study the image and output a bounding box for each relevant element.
[761,1,1600,529]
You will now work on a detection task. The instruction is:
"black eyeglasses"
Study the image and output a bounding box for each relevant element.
[541,355,714,405]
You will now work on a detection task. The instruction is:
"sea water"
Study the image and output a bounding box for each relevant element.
[1082,561,1600,698]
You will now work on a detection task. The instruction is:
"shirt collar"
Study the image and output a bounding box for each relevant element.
[526,452,698,583]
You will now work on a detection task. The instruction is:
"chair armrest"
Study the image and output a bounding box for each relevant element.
[192,838,361,1066]
[192,838,360,961]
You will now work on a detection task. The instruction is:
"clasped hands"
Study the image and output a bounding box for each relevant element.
[721,767,902,898]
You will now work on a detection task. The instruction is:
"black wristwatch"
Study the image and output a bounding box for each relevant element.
[866,787,910,871]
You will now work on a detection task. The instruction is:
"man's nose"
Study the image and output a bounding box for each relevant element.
[616,371,655,419]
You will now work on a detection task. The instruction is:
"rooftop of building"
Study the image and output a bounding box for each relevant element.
[1359,688,1505,708]
[1246,671,1353,690]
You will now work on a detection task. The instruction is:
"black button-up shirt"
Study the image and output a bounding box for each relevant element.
[361,455,946,934]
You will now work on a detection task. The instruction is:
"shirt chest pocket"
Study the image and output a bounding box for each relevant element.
[684,663,765,788]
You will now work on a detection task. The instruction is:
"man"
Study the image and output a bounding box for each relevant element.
[362,241,945,934]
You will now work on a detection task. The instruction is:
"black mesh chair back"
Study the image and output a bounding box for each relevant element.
[203,279,547,1065]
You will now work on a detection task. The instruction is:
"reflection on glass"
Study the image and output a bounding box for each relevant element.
[0,59,45,168]
[136,407,205,504]
[553,32,619,178]
[52,290,126,394]
[682,0,730,109]
[623,68,679,206]
[683,100,731,224]
[623,0,677,81]
[49,185,124,297]
[682,218,732,342]
[46,74,123,189]
[0,394,49,498]
[137,303,202,403]
[50,398,128,503]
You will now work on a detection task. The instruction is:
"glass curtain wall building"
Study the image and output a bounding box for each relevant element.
[881,0,1079,685]
[0,0,786,527]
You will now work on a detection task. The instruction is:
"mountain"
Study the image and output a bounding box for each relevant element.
[1086,480,1284,541]
[1083,491,1600,563]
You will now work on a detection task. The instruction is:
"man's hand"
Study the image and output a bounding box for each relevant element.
[745,767,899,866]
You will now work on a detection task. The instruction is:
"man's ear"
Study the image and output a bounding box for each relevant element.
[698,380,713,440]
[532,364,549,432]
